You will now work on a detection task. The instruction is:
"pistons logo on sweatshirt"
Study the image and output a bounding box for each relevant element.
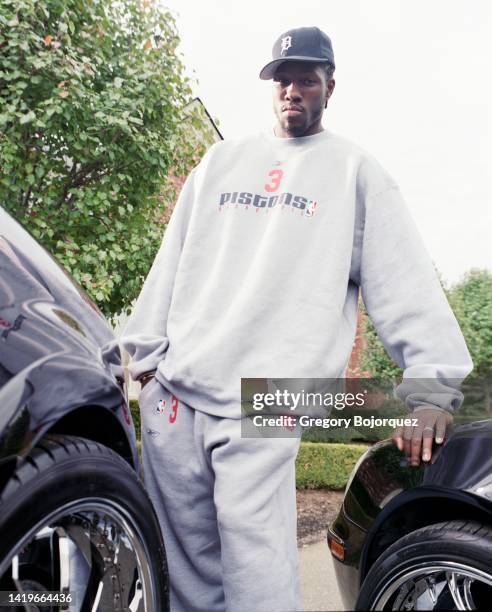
[218,191,317,217]
[218,167,318,217]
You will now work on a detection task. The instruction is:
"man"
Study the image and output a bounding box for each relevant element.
[122,26,472,611]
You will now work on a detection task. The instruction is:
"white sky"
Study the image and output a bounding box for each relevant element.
[162,0,491,285]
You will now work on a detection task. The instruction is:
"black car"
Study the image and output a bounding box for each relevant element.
[328,420,492,610]
[0,207,168,610]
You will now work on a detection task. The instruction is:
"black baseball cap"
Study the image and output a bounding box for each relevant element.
[259,26,335,80]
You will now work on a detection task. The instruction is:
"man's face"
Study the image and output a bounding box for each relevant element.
[272,61,335,138]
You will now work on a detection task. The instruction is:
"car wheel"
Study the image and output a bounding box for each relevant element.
[0,434,168,611]
[356,520,492,610]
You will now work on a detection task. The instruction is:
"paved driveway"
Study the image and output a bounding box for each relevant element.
[299,540,345,611]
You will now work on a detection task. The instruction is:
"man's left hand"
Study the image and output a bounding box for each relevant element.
[392,407,453,466]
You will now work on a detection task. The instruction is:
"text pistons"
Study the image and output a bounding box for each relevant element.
[218,191,317,216]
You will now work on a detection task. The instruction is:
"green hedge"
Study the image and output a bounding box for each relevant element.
[295,442,368,489]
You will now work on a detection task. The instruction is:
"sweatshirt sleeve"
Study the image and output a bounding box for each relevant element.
[355,161,473,413]
[121,168,197,380]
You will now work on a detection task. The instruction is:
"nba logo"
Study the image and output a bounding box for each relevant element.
[305,201,317,217]
[156,399,166,415]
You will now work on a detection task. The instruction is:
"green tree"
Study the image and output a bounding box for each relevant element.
[361,269,492,413]
[0,0,216,317]
[359,305,403,383]
[447,269,492,413]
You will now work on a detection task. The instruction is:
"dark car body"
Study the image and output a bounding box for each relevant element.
[328,420,492,610]
[0,207,171,610]
[0,206,137,478]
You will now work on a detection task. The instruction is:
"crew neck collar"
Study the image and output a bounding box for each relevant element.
[262,128,332,146]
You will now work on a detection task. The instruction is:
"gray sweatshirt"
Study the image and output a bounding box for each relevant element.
[121,129,472,417]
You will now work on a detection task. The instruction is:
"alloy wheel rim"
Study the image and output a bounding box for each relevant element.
[0,498,158,611]
[372,560,492,610]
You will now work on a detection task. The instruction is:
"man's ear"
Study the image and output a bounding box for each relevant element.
[325,79,336,108]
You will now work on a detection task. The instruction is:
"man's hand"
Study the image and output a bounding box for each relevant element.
[392,407,453,466]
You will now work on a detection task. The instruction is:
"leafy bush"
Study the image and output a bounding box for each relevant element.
[360,270,492,403]
[448,270,492,415]
[0,0,216,316]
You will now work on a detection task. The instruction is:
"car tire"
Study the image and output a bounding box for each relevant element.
[356,520,492,611]
[0,434,169,611]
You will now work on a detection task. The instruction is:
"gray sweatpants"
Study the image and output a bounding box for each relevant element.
[139,378,303,612]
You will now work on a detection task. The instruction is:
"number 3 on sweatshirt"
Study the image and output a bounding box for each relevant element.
[169,395,178,424]
[265,169,284,192]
